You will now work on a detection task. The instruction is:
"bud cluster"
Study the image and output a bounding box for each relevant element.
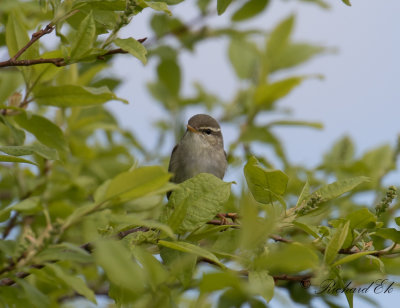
[296,193,323,215]
[376,186,397,217]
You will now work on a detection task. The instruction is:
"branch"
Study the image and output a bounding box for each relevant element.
[0,264,43,286]
[269,234,293,243]
[0,9,207,69]
[117,226,150,240]
[0,38,147,68]
[0,23,56,68]
[2,212,19,239]
[2,213,400,288]
[207,219,238,226]
[0,57,67,68]
[0,8,204,68]
[273,273,313,283]
[13,24,55,61]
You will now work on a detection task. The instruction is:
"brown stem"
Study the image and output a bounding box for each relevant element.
[117,226,150,239]
[0,57,67,67]
[12,24,55,61]
[0,38,147,68]
[2,212,19,239]
[269,234,293,243]
[273,273,313,285]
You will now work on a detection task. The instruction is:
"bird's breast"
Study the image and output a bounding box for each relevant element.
[177,135,227,181]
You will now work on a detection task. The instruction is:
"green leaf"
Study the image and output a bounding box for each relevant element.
[199,271,243,293]
[0,70,23,104]
[361,145,395,180]
[103,166,172,202]
[34,243,92,264]
[228,38,259,80]
[217,0,233,15]
[257,242,318,273]
[342,0,351,6]
[131,246,168,288]
[244,156,288,206]
[164,173,231,234]
[197,0,212,13]
[332,251,378,267]
[240,127,287,164]
[254,77,304,109]
[296,180,310,207]
[240,200,276,251]
[12,197,41,212]
[367,255,385,273]
[74,0,126,11]
[0,240,16,256]
[314,176,370,201]
[293,221,320,238]
[324,220,350,264]
[158,240,225,268]
[46,263,96,303]
[345,208,376,229]
[266,15,294,65]
[114,37,147,64]
[0,144,58,160]
[0,197,41,221]
[333,274,354,308]
[16,279,50,308]
[395,217,400,227]
[31,50,64,83]
[269,43,327,72]
[6,10,38,59]
[231,0,269,22]
[34,85,128,107]
[374,228,400,243]
[70,11,96,60]
[0,114,25,145]
[62,202,98,231]
[323,136,354,169]
[0,154,37,166]
[145,1,172,15]
[267,120,323,130]
[160,246,197,288]
[110,214,176,239]
[76,63,109,86]
[14,112,67,152]
[300,0,330,9]
[93,240,145,293]
[157,59,181,97]
[248,271,274,302]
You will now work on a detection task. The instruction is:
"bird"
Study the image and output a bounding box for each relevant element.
[168,114,228,195]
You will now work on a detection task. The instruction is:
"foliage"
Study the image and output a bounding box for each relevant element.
[0,0,397,308]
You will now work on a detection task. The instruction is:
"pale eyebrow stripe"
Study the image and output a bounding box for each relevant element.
[198,127,220,132]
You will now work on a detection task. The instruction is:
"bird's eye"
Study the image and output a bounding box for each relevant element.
[204,129,212,135]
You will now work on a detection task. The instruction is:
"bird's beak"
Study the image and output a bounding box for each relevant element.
[187,124,198,133]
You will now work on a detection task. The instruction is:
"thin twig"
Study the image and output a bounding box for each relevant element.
[2,212,19,239]
[0,57,66,68]
[207,219,238,226]
[12,24,55,61]
[117,226,150,239]
[0,38,147,68]
[269,234,293,243]
[273,274,313,285]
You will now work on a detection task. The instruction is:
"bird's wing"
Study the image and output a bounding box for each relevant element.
[167,144,179,199]
[168,144,178,173]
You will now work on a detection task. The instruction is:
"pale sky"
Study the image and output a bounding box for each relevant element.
[108,1,400,306]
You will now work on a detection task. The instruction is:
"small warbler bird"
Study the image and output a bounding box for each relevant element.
[168,114,228,191]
